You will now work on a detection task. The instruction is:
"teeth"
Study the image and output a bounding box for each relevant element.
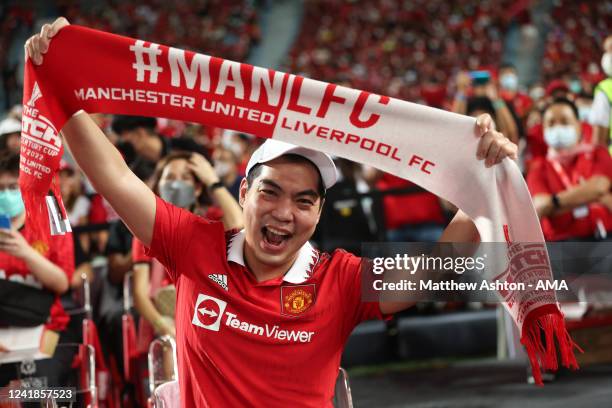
[267,226,289,236]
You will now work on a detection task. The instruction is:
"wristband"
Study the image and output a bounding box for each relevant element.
[208,181,225,192]
[492,99,505,110]
[551,194,561,210]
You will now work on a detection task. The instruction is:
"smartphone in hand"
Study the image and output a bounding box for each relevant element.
[470,70,491,86]
[0,214,11,230]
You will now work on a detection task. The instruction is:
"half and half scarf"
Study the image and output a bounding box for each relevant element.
[19,25,578,384]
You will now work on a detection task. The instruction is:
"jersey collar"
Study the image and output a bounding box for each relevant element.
[226,230,318,284]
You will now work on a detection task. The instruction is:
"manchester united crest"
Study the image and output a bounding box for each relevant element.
[31,240,49,256]
[281,284,316,316]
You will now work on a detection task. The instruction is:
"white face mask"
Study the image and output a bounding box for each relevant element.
[602,53,612,77]
[544,125,579,149]
[529,87,545,101]
[500,73,518,91]
[214,161,232,177]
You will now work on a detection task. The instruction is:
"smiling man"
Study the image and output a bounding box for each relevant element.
[25,18,518,407]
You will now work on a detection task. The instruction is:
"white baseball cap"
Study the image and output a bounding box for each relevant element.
[246,139,338,190]
[0,117,21,136]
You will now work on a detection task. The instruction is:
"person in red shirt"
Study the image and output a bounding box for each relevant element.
[363,169,447,242]
[527,98,612,241]
[0,152,74,387]
[27,18,518,407]
[132,151,243,345]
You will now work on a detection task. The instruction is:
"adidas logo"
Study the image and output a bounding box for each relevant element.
[208,274,228,291]
[27,82,43,107]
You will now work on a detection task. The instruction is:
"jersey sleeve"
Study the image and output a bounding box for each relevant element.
[132,237,152,264]
[333,250,390,337]
[146,196,223,281]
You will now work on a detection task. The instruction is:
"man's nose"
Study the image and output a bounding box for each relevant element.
[271,199,294,223]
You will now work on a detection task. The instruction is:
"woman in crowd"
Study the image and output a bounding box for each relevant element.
[527,98,612,242]
[0,152,74,387]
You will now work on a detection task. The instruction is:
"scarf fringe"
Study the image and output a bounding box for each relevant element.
[21,189,50,243]
[520,308,582,386]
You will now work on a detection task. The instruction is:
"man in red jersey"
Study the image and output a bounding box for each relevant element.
[26,18,517,407]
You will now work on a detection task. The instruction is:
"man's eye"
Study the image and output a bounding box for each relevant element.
[261,189,276,196]
[298,199,314,206]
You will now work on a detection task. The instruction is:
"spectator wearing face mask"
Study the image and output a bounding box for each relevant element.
[498,63,528,138]
[0,152,75,388]
[219,131,256,176]
[590,35,612,153]
[527,98,612,241]
[132,152,242,347]
[524,85,595,169]
[212,146,242,201]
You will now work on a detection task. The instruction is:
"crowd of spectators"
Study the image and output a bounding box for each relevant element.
[0,0,261,110]
[541,0,610,91]
[0,0,611,403]
[283,0,525,107]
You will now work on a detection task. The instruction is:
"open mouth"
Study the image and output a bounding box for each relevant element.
[261,226,292,249]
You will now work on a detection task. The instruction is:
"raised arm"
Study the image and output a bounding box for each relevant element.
[27,18,156,246]
[379,114,516,315]
[62,112,156,246]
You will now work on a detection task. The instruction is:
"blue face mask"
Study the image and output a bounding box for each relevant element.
[569,80,582,94]
[544,125,579,149]
[500,74,518,91]
[0,189,25,218]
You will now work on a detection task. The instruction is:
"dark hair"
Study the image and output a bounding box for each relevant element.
[246,154,326,199]
[500,63,516,71]
[0,152,20,176]
[466,96,497,120]
[111,115,157,135]
[544,97,579,120]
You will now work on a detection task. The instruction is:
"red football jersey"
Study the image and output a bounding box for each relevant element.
[0,224,74,331]
[526,146,612,241]
[146,197,385,407]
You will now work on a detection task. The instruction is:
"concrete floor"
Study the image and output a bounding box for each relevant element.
[349,360,612,408]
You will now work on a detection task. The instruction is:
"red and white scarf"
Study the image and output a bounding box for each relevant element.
[19,25,578,384]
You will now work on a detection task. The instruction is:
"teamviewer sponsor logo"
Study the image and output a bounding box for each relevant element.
[192,294,227,332]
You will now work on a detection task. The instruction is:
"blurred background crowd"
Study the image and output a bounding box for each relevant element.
[1,0,612,405]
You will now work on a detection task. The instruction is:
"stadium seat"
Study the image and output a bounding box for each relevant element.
[148,335,179,407]
[334,367,354,408]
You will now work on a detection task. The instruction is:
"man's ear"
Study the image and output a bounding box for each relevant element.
[239,178,248,207]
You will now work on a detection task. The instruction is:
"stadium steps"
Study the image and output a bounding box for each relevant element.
[248,0,304,69]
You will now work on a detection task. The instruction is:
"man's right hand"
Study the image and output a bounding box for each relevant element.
[25,17,70,65]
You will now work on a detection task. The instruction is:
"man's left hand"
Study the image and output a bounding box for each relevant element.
[475,114,518,167]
